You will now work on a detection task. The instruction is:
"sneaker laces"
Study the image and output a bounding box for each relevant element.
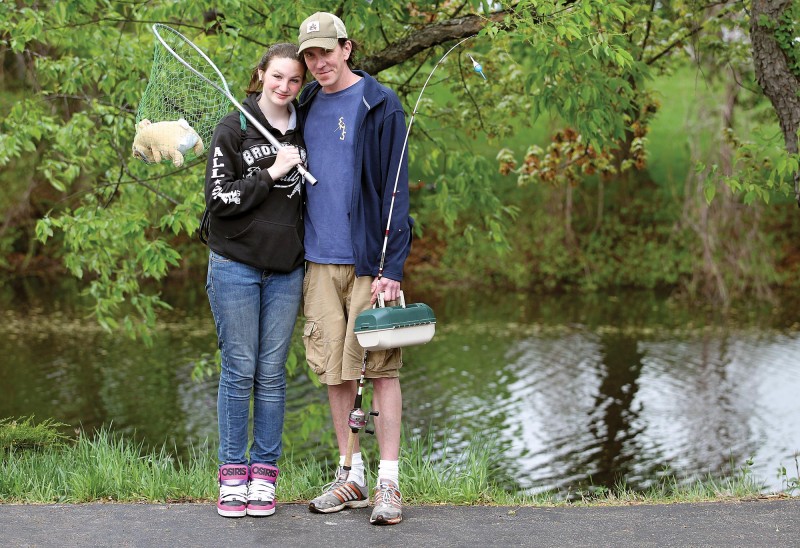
[248,478,276,502]
[375,482,402,507]
[219,483,247,504]
[323,466,360,491]
[321,478,343,492]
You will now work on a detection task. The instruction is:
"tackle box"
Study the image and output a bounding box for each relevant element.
[354,293,436,350]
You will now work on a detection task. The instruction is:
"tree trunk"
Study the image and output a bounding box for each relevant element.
[564,182,576,247]
[750,0,800,202]
[681,66,774,304]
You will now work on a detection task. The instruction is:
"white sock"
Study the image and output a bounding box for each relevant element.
[377,459,399,487]
[339,452,365,486]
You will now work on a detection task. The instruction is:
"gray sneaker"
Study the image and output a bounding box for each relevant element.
[309,467,369,514]
[370,479,403,525]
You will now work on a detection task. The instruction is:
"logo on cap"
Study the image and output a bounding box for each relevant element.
[307,21,320,33]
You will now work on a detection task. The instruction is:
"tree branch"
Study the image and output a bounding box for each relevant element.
[360,11,509,75]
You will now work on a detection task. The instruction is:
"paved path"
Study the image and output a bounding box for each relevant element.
[2,498,798,547]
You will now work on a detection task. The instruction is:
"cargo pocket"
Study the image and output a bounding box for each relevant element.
[303,320,326,375]
[367,347,403,374]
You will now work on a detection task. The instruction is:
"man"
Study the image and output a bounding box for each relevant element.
[296,11,412,526]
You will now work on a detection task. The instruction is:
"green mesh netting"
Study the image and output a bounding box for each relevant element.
[135,24,232,163]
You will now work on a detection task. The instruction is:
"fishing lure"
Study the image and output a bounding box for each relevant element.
[469,54,487,80]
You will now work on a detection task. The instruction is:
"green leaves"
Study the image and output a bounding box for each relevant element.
[1,7,44,53]
[34,216,54,245]
[4,0,796,337]
[419,150,518,254]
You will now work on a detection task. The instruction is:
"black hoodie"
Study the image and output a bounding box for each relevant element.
[203,94,306,272]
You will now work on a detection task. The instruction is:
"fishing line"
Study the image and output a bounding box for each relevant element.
[377,35,484,279]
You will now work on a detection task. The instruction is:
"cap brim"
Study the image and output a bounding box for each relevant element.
[298,37,339,53]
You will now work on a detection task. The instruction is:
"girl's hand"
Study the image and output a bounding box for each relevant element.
[267,145,302,180]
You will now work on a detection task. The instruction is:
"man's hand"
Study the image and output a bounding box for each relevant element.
[371,277,400,305]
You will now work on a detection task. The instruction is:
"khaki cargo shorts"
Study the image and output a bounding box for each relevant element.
[302,262,402,385]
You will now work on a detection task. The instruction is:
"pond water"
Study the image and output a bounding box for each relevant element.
[2,278,799,496]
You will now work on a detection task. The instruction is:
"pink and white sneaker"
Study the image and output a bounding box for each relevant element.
[247,463,279,517]
[217,464,248,517]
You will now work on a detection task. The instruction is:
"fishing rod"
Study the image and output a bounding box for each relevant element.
[376,34,484,279]
[341,36,486,480]
[340,324,380,481]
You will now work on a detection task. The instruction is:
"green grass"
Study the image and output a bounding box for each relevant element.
[646,64,783,192]
[0,428,217,503]
[0,417,69,452]
[0,424,531,505]
[0,417,787,506]
[399,430,538,505]
[646,66,699,189]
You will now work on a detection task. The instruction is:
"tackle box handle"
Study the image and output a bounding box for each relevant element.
[377,290,406,309]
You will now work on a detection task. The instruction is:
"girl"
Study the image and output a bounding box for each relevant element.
[203,43,307,518]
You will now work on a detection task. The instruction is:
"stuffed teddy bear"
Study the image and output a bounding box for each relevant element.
[132,118,204,167]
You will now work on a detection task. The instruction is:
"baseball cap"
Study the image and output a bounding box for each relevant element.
[298,12,348,53]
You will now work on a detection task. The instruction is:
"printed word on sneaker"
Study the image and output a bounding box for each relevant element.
[217,464,248,518]
[247,464,279,517]
[308,466,369,514]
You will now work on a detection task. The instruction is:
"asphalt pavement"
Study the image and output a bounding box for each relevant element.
[1,498,798,547]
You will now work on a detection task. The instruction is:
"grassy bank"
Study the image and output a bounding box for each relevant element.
[0,419,531,505]
[2,417,793,506]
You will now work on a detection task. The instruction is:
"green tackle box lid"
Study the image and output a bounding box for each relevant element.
[354,303,437,333]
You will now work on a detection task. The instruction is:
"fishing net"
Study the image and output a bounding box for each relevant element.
[135,24,232,162]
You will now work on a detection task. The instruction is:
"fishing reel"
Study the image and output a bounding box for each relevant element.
[348,407,379,434]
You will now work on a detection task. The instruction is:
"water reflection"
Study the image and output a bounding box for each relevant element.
[0,309,219,454]
[398,287,800,495]
[588,331,647,488]
[2,282,799,496]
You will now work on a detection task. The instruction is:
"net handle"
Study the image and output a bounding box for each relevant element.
[151,24,317,185]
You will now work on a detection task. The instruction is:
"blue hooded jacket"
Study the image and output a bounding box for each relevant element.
[297,71,413,282]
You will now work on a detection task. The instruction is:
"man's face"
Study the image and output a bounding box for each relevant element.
[302,42,351,93]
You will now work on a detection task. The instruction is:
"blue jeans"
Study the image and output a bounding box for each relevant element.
[206,251,303,466]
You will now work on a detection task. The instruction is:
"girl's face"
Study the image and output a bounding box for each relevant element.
[258,57,305,107]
